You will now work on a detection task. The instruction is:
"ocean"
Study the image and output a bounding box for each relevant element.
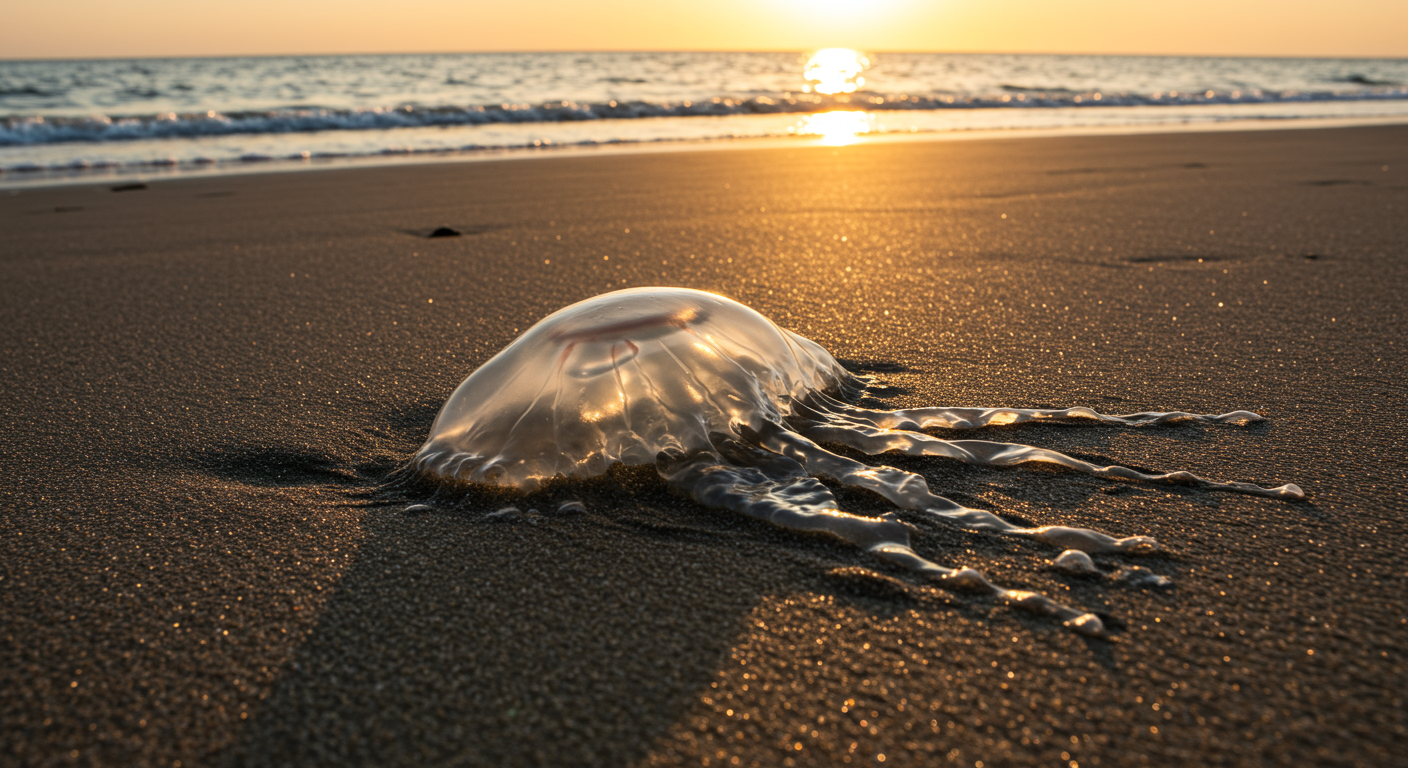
[2,50,1406,184]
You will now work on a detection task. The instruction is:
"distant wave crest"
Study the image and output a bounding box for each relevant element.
[4,87,1407,146]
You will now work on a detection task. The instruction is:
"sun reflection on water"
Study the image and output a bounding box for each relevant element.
[803,48,870,95]
[798,110,872,145]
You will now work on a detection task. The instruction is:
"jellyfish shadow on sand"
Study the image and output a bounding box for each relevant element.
[221,467,867,766]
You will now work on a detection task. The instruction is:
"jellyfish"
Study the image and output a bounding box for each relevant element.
[409,287,1302,637]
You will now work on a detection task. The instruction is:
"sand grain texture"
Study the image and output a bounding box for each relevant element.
[2,126,1406,767]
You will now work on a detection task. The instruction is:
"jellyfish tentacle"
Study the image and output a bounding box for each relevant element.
[746,421,1158,555]
[807,393,1264,431]
[656,437,1107,637]
[793,406,1303,500]
[745,421,1002,525]
[941,438,1304,498]
[658,445,909,550]
[867,544,1106,636]
[904,405,1265,429]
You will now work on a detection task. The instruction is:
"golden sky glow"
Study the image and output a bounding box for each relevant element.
[3,0,1406,59]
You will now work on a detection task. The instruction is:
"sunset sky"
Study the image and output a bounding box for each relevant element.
[4,0,1406,60]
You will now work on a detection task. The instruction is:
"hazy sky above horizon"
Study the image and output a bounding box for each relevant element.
[4,0,1406,60]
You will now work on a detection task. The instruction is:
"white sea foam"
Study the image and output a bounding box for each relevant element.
[4,87,1405,148]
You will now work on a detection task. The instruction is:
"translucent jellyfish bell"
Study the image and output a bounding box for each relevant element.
[414,287,854,487]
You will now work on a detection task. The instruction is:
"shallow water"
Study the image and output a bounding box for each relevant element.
[409,288,1303,636]
[3,51,1405,182]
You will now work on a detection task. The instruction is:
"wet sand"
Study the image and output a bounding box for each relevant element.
[2,125,1405,767]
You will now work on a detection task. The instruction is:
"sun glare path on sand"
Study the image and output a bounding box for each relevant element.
[797,110,873,145]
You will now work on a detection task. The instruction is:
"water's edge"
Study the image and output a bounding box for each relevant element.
[4,109,1404,190]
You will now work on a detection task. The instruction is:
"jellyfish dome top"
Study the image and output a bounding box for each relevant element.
[415,287,853,487]
[410,287,1303,637]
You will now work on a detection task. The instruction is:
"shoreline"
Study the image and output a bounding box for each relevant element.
[3,125,1404,767]
[5,107,1408,191]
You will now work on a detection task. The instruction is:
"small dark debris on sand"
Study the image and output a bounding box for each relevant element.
[111,183,147,192]
[428,226,461,238]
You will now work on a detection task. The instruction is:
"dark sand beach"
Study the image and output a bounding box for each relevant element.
[2,125,1405,767]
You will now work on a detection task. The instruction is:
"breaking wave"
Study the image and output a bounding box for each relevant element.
[5,87,1407,147]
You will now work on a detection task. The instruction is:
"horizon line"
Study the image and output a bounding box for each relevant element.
[4,48,1407,64]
